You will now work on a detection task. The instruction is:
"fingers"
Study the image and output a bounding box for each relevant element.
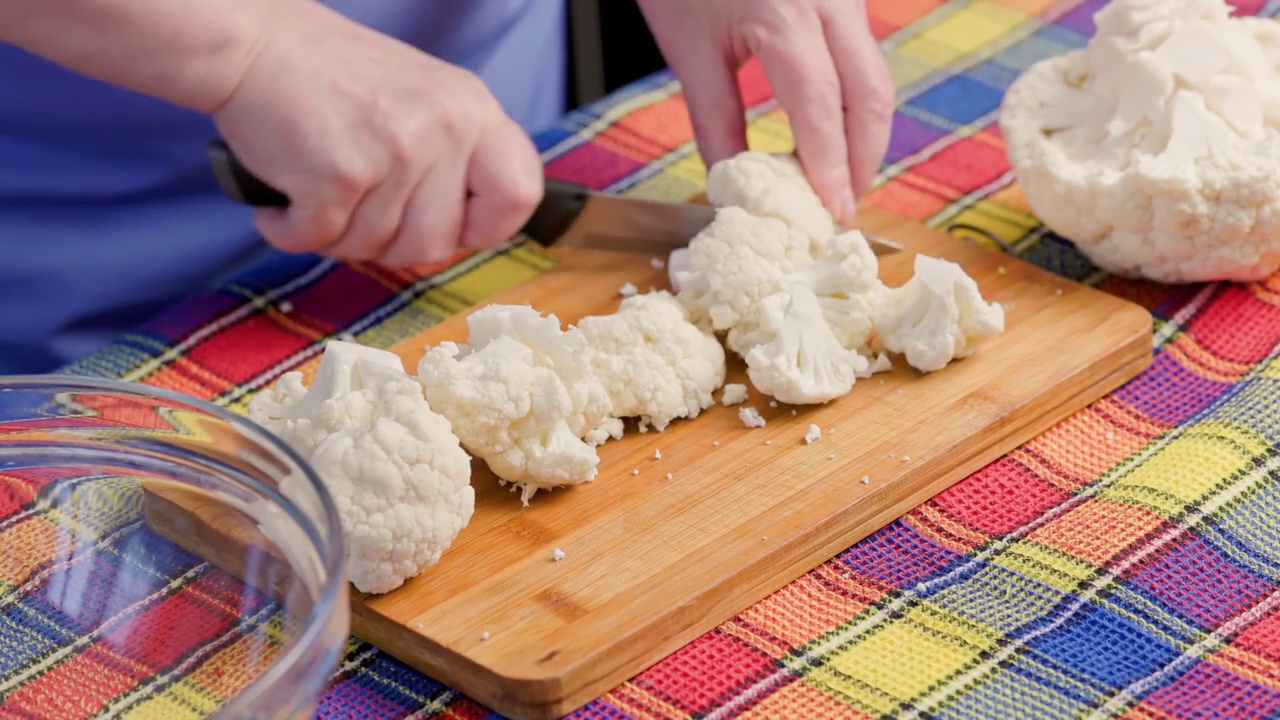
[746,9,855,225]
[637,1,747,169]
[673,47,748,169]
[380,158,464,267]
[253,165,365,255]
[326,166,419,261]
[821,5,896,198]
[459,116,543,250]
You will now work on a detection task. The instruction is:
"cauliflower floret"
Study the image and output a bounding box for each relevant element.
[668,206,813,334]
[874,255,1005,373]
[418,339,597,505]
[705,151,836,248]
[418,305,612,505]
[743,284,870,405]
[1000,0,1280,282]
[576,291,726,433]
[776,229,886,356]
[465,304,612,438]
[248,340,474,595]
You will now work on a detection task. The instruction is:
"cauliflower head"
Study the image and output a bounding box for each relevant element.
[248,340,474,595]
[577,290,727,433]
[874,255,1005,373]
[668,206,813,334]
[1000,0,1280,283]
[743,283,870,405]
[417,305,611,505]
[705,151,836,248]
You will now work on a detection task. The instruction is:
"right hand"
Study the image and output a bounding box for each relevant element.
[212,4,544,266]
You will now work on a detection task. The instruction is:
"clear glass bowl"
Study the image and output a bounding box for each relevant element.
[0,376,349,719]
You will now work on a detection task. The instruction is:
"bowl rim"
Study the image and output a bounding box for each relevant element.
[0,373,348,715]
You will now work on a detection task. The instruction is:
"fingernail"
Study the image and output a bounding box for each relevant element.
[837,190,857,227]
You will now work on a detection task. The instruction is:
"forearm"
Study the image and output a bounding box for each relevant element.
[0,0,306,113]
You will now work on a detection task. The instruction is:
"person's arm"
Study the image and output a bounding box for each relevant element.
[0,0,284,112]
[0,1,544,266]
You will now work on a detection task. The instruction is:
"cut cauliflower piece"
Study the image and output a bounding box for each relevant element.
[464,304,612,439]
[874,255,1005,373]
[705,151,836,248]
[418,305,611,505]
[720,383,749,406]
[744,284,870,405]
[248,340,474,595]
[780,229,886,356]
[669,206,814,335]
[1000,0,1280,282]
[576,291,726,433]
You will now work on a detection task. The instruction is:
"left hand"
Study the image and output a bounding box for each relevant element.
[636,0,895,226]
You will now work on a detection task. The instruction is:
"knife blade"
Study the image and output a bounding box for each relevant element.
[207,139,902,257]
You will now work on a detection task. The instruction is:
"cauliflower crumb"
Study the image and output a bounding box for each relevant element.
[631,468,640,476]
[902,455,911,462]
[1106,432,1116,440]
[828,453,837,459]
[664,472,673,480]
[552,548,566,562]
[791,409,797,416]
[739,406,767,428]
[712,440,721,447]
[1055,288,1064,296]
[619,282,639,298]
[481,631,490,641]
[720,383,749,406]
[278,300,294,314]
[915,582,927,593]
[764,440,773,446]
[860,475,870,484]
[804,424,822,444]
[654,449,662,460]
[997,265,1009,276]
[650,257,665,269]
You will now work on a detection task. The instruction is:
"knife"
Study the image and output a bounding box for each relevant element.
[208,139,902,257]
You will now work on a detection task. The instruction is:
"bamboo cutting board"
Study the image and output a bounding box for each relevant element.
[145,206,1152,719]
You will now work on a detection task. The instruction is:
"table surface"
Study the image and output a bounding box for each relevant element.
[9,0,1280,717]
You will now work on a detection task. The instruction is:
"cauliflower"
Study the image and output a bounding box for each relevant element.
[744,283,870,405]
[705,151,836,247]
[721,383,749,406]
[780,230,886,356]
[576,291,726,433]
[1000,0,1280,282]
[248,340,474,595]
[874,255,1005,373]
[417,305,611,505]
[668,207,814,331]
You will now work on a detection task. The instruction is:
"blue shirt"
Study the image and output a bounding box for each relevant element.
[0,1,566,374]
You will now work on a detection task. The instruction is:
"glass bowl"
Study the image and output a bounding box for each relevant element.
[0,375,349,719]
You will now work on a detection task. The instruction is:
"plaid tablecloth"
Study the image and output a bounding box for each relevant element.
[8,0,1280,716]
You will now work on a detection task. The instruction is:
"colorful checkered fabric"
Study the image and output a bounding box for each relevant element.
[5,0,1280,716]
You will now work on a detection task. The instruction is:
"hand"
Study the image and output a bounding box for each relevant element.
[212,4,543,266]
[637,0,895,226]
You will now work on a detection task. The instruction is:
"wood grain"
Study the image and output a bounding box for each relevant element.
[145,206,1152,719]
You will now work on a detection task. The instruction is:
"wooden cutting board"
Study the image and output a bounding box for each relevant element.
[145,206,1152,719]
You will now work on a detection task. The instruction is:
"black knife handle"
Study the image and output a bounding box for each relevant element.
[206,138,589,247]
[521,178,590,247]
[209,139,290,207]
